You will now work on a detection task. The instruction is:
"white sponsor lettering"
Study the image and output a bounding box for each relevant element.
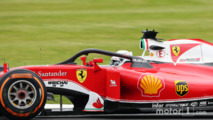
[152,103,164,108]
[38,70,67,77]
[132,58,146,63]
[110,80,117,87]
[199,101,207,106]
[190,102,198,107]
[208,101,213,105]
[165,103,188,107]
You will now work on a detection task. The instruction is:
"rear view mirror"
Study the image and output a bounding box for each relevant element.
[80,56,87,65]
[93,58,103,72]
[149,45,165,50]
[93,58,103,63]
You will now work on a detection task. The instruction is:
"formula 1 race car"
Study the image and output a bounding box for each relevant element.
[1,48,213,120]
[140,29,213,65]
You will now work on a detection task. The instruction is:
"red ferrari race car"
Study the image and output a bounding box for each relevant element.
[0,47,213,120]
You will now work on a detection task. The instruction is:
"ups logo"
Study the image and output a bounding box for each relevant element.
[175,80,188,97]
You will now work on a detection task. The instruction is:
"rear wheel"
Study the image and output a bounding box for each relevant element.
[0,69,46,120]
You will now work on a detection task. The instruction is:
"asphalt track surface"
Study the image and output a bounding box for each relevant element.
[1,115,213,120]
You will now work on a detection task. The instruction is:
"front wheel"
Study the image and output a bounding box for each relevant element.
[0,69,47,120]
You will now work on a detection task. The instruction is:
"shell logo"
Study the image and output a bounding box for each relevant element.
[138,74,165,97]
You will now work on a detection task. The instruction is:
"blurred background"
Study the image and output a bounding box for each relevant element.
[0,0,213,104]
[0,0,213,67]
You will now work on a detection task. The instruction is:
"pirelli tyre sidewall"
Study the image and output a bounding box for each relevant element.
[0,69,47,120]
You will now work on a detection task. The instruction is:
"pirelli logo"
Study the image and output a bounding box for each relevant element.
[11,73,32,79]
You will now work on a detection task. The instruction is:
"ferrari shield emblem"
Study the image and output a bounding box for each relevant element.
[76,69,87,83]
[172,46,180,56]
[175,80,189,97]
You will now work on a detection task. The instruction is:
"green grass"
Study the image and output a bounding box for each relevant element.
[47,95,72,104]
[0,0,213,104]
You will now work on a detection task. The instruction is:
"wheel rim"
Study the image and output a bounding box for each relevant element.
[8,80,37,109]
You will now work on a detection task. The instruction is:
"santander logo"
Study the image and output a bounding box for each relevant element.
[92,98,103,108]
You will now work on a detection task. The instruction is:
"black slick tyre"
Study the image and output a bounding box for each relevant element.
[0,69,47,120]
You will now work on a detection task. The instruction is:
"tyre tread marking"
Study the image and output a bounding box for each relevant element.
[11,73,32,79]
[0,77,10,108]
[32,76,45,114]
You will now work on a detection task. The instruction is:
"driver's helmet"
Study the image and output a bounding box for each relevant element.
[110,50,133,66]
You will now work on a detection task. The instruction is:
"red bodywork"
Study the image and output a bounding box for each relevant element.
[1,48,213,114]
[2,61,212,103]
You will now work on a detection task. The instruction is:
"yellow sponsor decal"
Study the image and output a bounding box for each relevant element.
[175,80,189,97]
[172,46,180,56]
[138,75,164,97]
[76,69,87,83]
